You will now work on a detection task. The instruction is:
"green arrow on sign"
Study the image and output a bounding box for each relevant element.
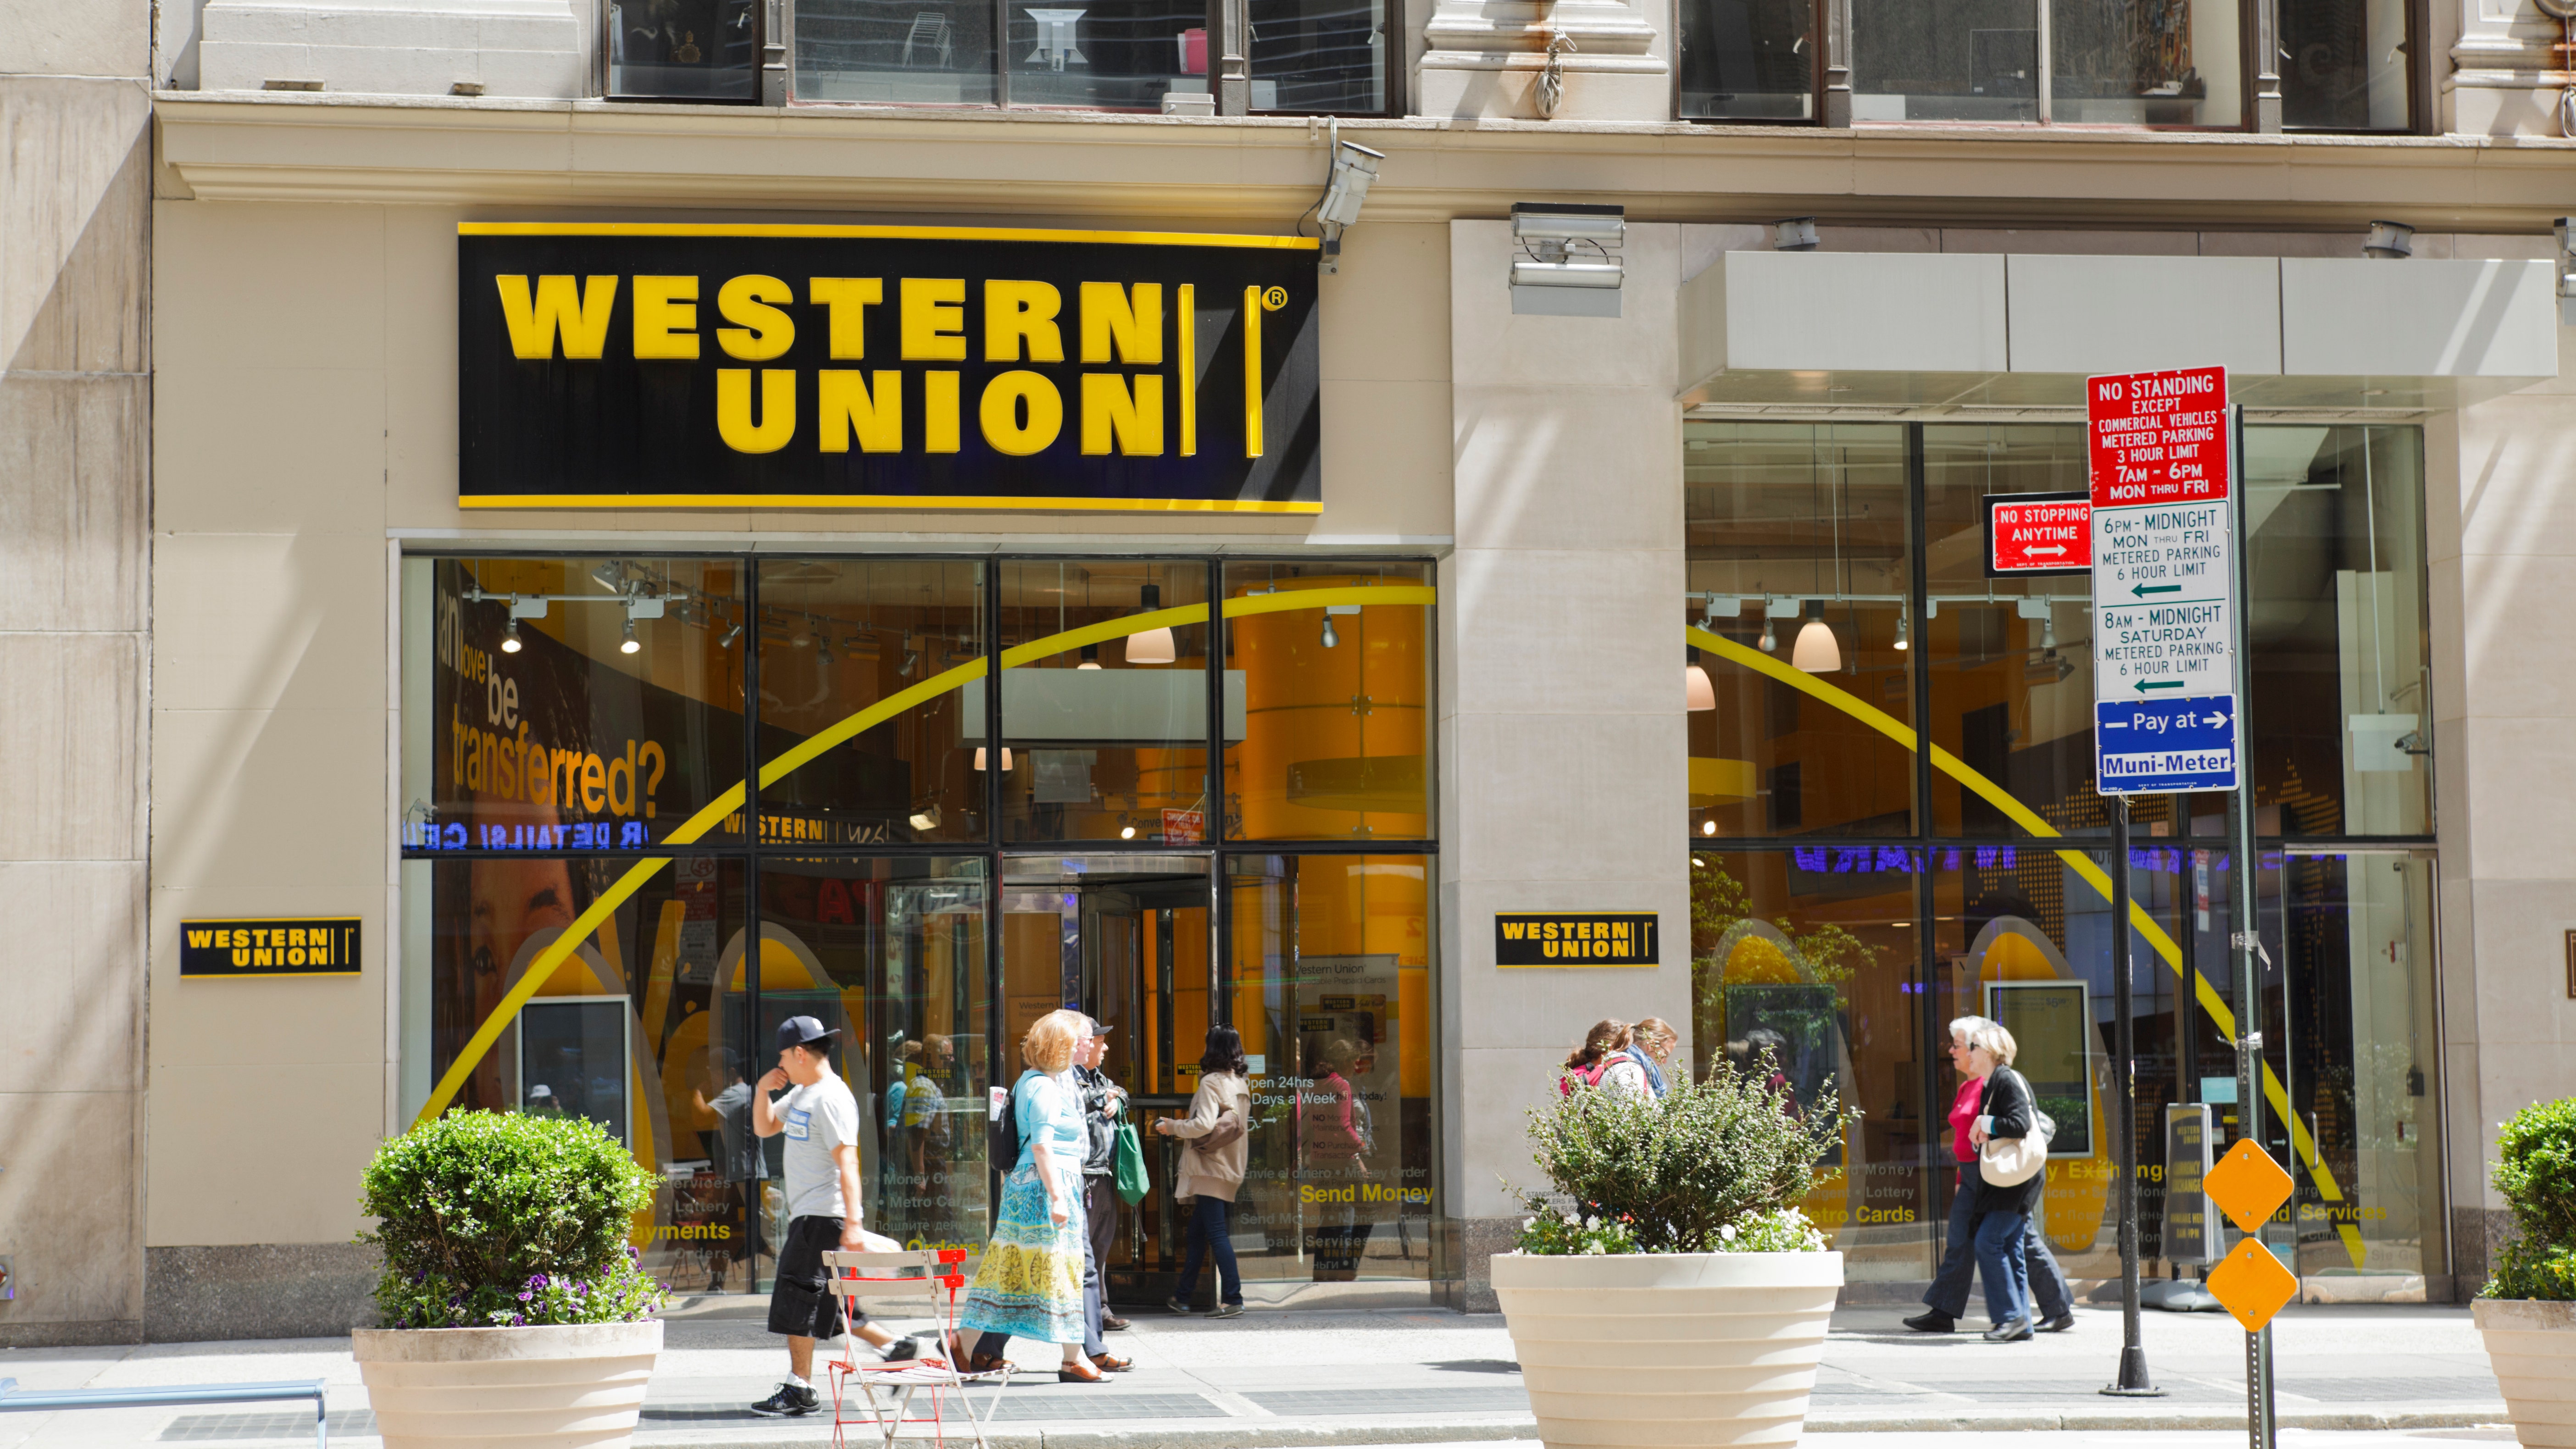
[2130,583,2183,598]
[2135,679,2186,693]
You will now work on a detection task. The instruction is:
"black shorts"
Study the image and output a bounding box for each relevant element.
[768,1215,869,1338]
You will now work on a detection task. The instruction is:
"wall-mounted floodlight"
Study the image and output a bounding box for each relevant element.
[2555,217,2576,324]
[1773,217,1821,252]
[1510,202,1624,318]
[2363,220,2414,260]
[1314,120,1385,276]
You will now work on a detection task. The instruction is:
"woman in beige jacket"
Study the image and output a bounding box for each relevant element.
[1154,1024,1253,1317]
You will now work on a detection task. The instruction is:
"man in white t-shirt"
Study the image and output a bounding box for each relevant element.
[747,1016,917,1418]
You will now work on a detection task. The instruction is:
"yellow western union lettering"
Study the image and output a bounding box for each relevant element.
[924,371,962,453]
[633,276,701,360]
[808,277,881,359]
[1080,373,1164,456]
[817,370,902,453]
[1080,282,1163,365]
[716,369,795,453]
[715,275,795,361]
[980,371,1062,456]
[1501,922,1527,940]
[495,275,617,360]
[984,280,1064,363]
[186,930,211,949]
[902,278,967,361]
[1177,284,1196,455]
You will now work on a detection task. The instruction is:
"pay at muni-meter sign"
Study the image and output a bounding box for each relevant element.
[456,223,1321,513]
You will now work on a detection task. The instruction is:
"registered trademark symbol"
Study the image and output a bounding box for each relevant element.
[1261,286,1288,311]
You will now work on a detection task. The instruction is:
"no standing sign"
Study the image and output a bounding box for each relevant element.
[2089,367,2241,795]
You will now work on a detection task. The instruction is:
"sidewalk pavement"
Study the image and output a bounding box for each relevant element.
[0,1299,2508,1449]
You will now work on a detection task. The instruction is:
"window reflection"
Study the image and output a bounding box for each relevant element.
[1223,562,1431,842]
[999,560,1212,844]
[1851,0,2041,121]
[1685,423,1915,838]
[1249,0,1386,111]
[610,0,761,100]
[2049,0,2242,124]
[2282,0,2410,129]
[755,559,986,845]
[796,0,1001,102]
[1692,850,1928,1277]
[1677,0,1816,119]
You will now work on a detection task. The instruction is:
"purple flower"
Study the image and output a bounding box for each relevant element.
[517,1291,532,1301]
[528,1274,550,1289]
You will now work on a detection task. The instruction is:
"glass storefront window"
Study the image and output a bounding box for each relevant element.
[410,558,748,853]
[2282,0,2410,129]
[1921,423,2095,838]
[1692,849,1931,1277]
[1854,0,2242,124]
[1225,853,1434,1283]
[755,559,987,846]
[794,0,1388,111]
[1223,561,1432,842]
[999,560,1211,844]
[1677,0,1816,120]
[610,0,763,100]
[1685,422,1916,838]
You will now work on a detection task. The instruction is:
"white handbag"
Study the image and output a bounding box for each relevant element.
[1976,1072,2056,1187]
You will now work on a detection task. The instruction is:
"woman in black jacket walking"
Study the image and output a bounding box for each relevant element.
[1963,1020,2045,1342]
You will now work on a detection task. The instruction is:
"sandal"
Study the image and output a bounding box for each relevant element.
[1058,1357,1107,1383]
[1088,1352,1133,1372]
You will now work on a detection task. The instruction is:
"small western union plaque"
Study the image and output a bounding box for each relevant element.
[1494,913,1658,967]
[181,918,362,979]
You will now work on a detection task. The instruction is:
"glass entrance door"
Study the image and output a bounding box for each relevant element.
[1002,854,1214,1305]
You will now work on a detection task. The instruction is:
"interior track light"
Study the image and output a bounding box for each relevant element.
[1077,644,1103,671]
[1759,616,1777,653]
[1791,602,1840,674]
[718,622,743,650]
[1893,611,1910,652]
[1120,824,1138,839]
[909,805,942,832]
[1702,819,1717,837]
[619,618,640,655]
[1127,583,1177,665]
[1685,646,1715,711]
[1321,615,1339,649]
[501,618,522,654]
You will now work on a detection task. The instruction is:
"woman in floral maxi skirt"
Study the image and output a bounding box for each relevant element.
[961,1009,1102,1382]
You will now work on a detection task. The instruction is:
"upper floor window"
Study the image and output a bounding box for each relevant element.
[610,0,765,100]
[792,0,1390,111]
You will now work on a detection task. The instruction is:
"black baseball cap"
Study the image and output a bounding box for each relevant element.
[777,1016,841,1051]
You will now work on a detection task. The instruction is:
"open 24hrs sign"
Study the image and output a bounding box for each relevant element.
[2089,367,2240,795]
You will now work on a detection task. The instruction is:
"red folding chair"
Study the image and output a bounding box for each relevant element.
[824,1249,1010,1449]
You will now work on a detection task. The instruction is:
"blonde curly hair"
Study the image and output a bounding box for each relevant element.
[1022,1008,1088,1074]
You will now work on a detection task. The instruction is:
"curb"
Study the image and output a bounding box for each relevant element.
[611,1404,2512,1447]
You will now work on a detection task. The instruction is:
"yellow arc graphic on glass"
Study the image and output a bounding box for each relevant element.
[1688,625,2367,1270]
[413,585,1433,1129]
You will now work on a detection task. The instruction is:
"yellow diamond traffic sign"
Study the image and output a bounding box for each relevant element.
[2205,1236,2299,1332]
[2206,1138,2295,1235]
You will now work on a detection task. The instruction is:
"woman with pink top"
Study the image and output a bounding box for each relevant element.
[1904,1015,2074,1337]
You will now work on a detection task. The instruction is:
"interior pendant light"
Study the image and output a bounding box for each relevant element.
[619,617,641,655]
[908,804,942,832]
[1077,644,1103,671]
[1320,615,1339,649]
[501,618,523,654]
[1791,603,1840,674]
[1759,614,1778,653]
[1702,818,1718,837]
[1126,583,1177,665]
[1893,611,1910,652]
[1685,646,1715,711]
[973,747,1016,772]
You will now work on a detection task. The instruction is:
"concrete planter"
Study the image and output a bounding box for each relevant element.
[2474,1298,2576,1448]
[1492,1249,1843,1448]
[352,1319,662,1449]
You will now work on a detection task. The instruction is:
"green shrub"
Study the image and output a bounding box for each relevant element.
[1515,1061,1849,1255]
[2487,1098,2576,1301]
[360,1110,666,1329]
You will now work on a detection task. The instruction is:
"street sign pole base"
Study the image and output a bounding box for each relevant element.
[2102,1346,2166,1396]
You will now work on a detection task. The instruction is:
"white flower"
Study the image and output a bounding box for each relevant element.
[1522,1219,1536,1231]
[1585,1216,1600,1231]
[1721,1224,1738,1242]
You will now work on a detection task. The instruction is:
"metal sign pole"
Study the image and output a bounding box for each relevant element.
[2225,402,2277,1449]
[2103,794,2160,1395]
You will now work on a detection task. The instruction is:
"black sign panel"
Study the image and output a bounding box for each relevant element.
[457,224,1321,513]
[1494,913,1659,967]
[2165,1102,2215,1263]
[181,918,362,979]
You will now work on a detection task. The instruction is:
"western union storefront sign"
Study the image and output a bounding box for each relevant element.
[456,223,1321,513]
[1495,913,1659,967]
[181,918,362,979]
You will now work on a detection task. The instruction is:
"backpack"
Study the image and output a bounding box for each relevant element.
[1556,1058,1614,1098]
[987,1078,1022,1170]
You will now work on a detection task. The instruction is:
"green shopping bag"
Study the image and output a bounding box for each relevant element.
[1112,1108,1150,1205]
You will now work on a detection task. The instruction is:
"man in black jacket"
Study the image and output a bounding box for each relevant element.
[1074,1020,1133,1370]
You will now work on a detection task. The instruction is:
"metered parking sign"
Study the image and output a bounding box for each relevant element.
[2095,694,2240,794]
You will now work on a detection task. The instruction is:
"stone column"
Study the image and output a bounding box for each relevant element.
[1416,0,1671,120]
[2447,0,2569,134]
[198,0,588,97]
[1441,222,1692,1309]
